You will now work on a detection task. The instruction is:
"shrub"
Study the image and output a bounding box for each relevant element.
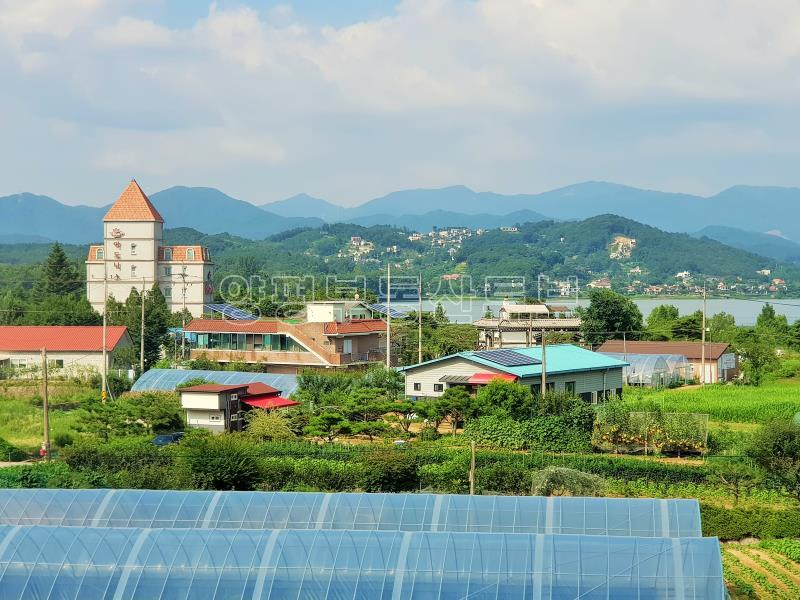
[0,437,27,461]
[62,437,172,473]
[245,411,296,442]
[0,462,91,489]
[529,467,605,496]
[52,431,75,448]
[359,450,419,492]
[176,432,261,491]
[700,505,800,540]
[464,415,592,452]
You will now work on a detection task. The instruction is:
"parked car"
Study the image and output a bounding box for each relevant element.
[151,432,184,447]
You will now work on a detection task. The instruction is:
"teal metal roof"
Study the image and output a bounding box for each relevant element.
[399,344,628,378]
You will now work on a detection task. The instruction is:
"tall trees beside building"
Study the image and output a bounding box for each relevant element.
[578,289,643,346]
[37,242,81,297]
[106,285,170,370]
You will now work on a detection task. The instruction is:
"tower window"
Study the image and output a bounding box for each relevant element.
[96,248,104,260]
[186,248,195,261]
[131,265,136,277]
[164,287,172,298]
[164,248,173,261]
[131,243,137,255]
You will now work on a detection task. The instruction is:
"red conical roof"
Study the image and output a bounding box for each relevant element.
[103,180,164,222]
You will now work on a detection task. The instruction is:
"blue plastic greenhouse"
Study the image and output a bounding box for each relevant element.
[0,525,725,599]
[0,489,701,537]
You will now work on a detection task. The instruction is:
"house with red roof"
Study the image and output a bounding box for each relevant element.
[184,300,387,373]
[0,326,132,377]
[179,381,299,433]
[86,180,214,317]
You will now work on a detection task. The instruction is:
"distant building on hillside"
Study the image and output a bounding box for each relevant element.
[588,277,612,289]
[86,180,214,316]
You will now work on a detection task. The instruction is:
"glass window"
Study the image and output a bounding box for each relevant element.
[254,334,263,350]
[564,381,576,395]
[164,266,172,276]
[197,334,208,349]
[131,265,136,277]
[163,287,172,298]
[131,243,137,255]
[96,248,104,260]
[187,248,195,261]
[164,248,173,261]
[238,334,246,350]
[433,383,444,392]
[219,334,231,350]
[413,382,421,391]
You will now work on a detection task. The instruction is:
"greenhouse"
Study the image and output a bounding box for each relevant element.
[0,525,726,599]
[0,489,702,537]
[600,353,668,387]
[130,368,299,396]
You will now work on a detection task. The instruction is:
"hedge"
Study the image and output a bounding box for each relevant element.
[700,504,800,540]
[0,437,26,462]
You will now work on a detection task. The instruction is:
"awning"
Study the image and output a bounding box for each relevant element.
[241,396,300,410]
[468,373,518,384]
[439,375,472,384]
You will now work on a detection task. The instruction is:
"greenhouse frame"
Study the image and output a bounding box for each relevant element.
[600,352,691,387]
[0,525,725,599]
[0,489,702,537]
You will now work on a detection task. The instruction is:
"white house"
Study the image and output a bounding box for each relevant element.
[86,180,214,316]
[0,326,132,377]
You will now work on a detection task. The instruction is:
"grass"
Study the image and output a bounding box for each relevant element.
[623,378,800,424]
[0,395,85,454]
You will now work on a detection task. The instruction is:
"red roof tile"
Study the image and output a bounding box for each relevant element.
[244,382,280,396]
[323,319,387,335]
[158,246,208,262]
[0,326,130,352]
[103,180,164,223]
[242,396,299,409]
[184,319,278,334]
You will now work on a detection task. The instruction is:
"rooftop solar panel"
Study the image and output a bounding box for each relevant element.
[132,369,298,396]
[203,303,258,320]
[474,349,541,367]
[368,303,410,318]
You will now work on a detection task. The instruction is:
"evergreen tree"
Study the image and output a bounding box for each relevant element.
[578,289,643,346]
[38,243,79,297]
[645,304,678,340]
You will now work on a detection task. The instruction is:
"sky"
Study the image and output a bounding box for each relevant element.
[1,0,799,207]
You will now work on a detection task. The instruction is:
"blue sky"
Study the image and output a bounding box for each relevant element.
[0,0,798,207]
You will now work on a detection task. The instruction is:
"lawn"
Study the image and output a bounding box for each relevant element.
[0,395,85,454]
[623,378,800,424]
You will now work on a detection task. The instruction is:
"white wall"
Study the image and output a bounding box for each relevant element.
[404,357,506,397]
[185,408,225,433]
[180,391,225,410]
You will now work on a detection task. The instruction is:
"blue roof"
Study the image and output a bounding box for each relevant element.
[368,303,411,318]
[399,344,628,378]
[203,303,258,320]
[132,368,299,396]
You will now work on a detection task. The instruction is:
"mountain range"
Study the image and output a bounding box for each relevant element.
[2,181,800,248]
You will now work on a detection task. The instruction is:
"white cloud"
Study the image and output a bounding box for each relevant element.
[94,16,172,47]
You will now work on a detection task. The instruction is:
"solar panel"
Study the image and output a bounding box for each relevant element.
[368,303,410,318]
[203,303,258,320]
[132,369,299,396]
[474,349,541,367]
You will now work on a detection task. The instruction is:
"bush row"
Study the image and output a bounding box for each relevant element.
[700,505,800,540]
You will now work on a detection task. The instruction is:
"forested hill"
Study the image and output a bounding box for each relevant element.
[455,214,788,286]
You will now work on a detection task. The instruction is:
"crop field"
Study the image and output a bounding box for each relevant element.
[723,541,800,599]
[623,379,800,424]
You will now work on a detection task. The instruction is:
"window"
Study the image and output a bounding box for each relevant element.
[208,414,222,422]
[96,248,104,260]
[413,382,421,391]
[186,248,195,261]
[48,360,64,369]
[130,265,136,277]
[564,381,576,395]
[433,383,444,392]
[131,243,137,255]
[163,287,172,298]
[164,266,172,276]
[164,248,173,261]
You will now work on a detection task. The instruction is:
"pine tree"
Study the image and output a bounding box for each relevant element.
[38,243,79,297]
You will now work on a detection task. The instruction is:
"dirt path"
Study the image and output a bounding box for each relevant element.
[727,547,792,596]
[743,548,800,588]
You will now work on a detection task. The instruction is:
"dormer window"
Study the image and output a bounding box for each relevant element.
[96,248,104,260]
[164,248,173,261]
[131,243,137,255]
[186,248,195,261]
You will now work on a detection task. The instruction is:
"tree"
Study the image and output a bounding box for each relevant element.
[708,312,738,344]
[475,380,533,421]
[748,420,800,502]
[529,467,605,496]
[708,461,763,506]
[755,303,791,348]
[37,242,80,297]
[645,304,679,341]
[381,400,418,433]
[245,410,296,442]
[437,386,481,434]
[671,310,702,340]
[350,420,391,441]
[178,431,262,490]
[579,289,643,346]
[735,329,778,386]
[304,412,351,442]
[434,302,448,323]
[108,286,170,370]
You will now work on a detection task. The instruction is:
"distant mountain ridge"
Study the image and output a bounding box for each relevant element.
[695,225,800,264]
[3,181,800,244]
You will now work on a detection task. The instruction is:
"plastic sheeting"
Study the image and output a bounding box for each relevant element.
[0,525,726,600]
[0,489,702,537]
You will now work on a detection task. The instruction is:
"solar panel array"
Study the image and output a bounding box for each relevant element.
[131,369,299,396]
[368,303,411,318]
[474,349,542,367]
[203,303,258,320]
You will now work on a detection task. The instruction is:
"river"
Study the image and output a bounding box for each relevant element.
[393,298,800,326]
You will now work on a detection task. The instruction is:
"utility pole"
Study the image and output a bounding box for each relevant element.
[701,283,707,386]
[181,270,188,360]
[417,273,422,364]
[622,331,627,361]
[386,262,391,368]
[469,440,476,495]
[139,278,146,374]
[101,261,108,401]
[40,348,50,460]
[540,328,547,396]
